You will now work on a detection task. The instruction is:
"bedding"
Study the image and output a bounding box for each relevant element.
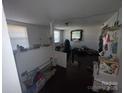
[22,63,56,93]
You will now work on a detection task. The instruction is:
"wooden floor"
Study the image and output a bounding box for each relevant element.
[39,55,94,93]
[39,55,111,93]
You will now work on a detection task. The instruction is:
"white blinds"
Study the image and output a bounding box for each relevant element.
[7,24,29,50]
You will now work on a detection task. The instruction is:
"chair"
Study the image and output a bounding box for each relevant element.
[92,57,119,92]
[63,39,71,61]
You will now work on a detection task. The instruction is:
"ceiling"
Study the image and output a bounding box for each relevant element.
[3,0,121,26]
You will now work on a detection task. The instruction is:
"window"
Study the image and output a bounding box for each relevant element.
[72,31,80,39]
[7,24,29,50]
[71,29,83,41]
[54,30,60,43]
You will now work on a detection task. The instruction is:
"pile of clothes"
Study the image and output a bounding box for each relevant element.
[22,64,56,93]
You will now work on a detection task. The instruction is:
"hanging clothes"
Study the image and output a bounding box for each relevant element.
[103,32,111,50]
[106,34,110,43]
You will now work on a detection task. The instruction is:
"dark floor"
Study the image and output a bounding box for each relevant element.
[39,55,100,93]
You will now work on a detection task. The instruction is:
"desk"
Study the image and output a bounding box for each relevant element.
[71,48,99,67]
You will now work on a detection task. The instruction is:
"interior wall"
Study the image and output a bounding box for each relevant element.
[7,20,50,48]
[2,10,22,93]
[27,25,50,47]
[63,25,101,50]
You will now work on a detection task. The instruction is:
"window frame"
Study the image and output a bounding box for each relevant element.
[70,29,83,41]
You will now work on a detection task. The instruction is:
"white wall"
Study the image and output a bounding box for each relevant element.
[7,20,50,47]
[27,25,50,47]
[63,25,101,50]
[2,10,22,93]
